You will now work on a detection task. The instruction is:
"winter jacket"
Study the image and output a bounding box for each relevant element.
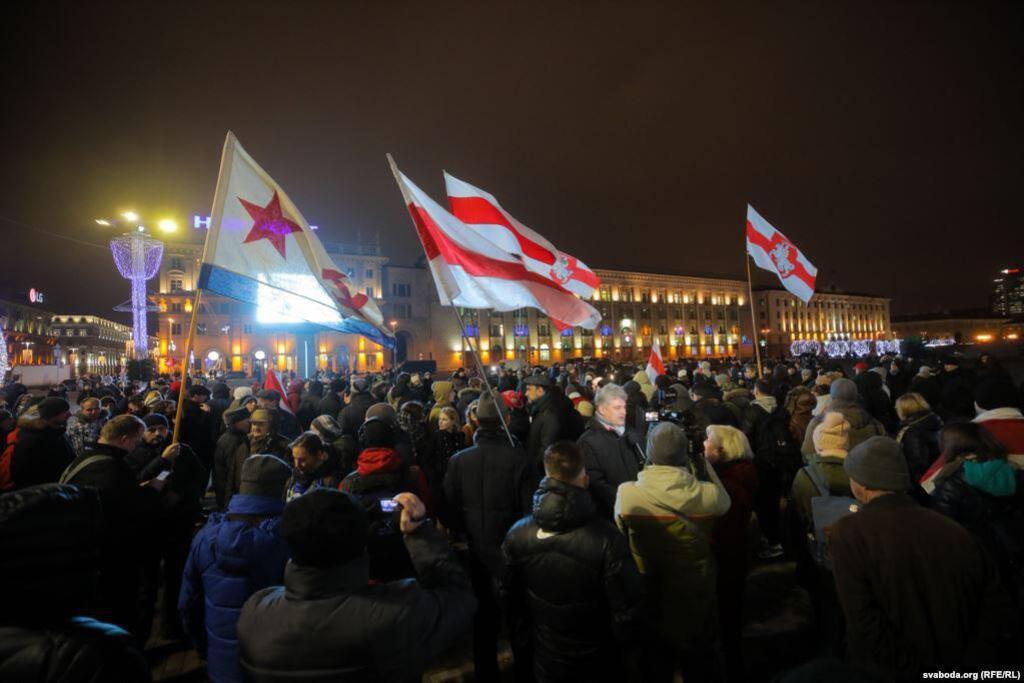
[317,391,343,421]
[442,428,534,576]
[800,400,886,458]
[789,455,851,534]
[339,391,375,438]
[830,492,1017,677]
[179,493,289,683]
[269,408,301,442]
[286,380,304,415]
[500,477,646,682]
[615,464,730,645]
[930,459,1024,602]
[213,428,249,510]
[10,417,77,489]
[525,392,572,469]
[237,522,476,683]
[65,414,106,457]
[896,410,943,482]
[854,371,898,434]
[577,418,645,519]
[0,618,150,683]
[296,384,323,430]
[248,433,290,463]
[940,368,976,421]
[711,459,759,580]
[427,381,454,428]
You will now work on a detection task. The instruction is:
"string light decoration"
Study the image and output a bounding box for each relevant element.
[789,340,822,356]
[851,340,872,357]
[875,339,901,355]
[924,338,956,347]
[110,232,164,359]
[0,322,8,377]
[825,340,850,357]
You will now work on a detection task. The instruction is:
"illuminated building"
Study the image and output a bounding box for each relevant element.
[992,267,1024,317]
[51,315,147,376]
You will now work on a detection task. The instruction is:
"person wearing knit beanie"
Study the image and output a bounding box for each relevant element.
[813,412,851,458]
[844,436,909,493]
[240,454,292,499]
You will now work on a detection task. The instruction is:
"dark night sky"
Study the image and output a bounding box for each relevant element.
[2,2,1022,323]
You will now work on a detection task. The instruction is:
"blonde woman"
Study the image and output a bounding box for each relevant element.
[894,392,943,482]
[704,424,759,678]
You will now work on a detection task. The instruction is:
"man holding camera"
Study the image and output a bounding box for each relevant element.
[237,489,476,681]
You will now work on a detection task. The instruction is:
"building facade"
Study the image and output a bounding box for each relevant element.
[891,314,1022,346]
[1,297,59,368]
[50,315,141,377]
[993,267,1024,317]
[153,232,894,373]
[753,287,892,358]
[155,235,389,375]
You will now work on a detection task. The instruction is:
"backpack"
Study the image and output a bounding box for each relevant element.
[755,407,801,476]
[58,454,115,485]
[0,429,20,491]
[804,462,859,571]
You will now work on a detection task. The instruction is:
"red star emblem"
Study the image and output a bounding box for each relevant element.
[322,268,369,311]
[238,190,302,259]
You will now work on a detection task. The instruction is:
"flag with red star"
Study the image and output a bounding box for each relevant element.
[198,132,393,347]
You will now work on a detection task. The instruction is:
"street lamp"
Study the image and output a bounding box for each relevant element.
[98,211,170,360]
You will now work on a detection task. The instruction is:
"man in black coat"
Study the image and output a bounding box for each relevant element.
[524,375,573,470]
[179,384,215,471]
[317,378,346,421]
[443,396,534,681]
[212,406,252,509]
[831,436,1018,678]
[338,377,375,438]
[500,441,646,683]
[237,488,476,681]
[59,415,163,642]
[10,397,75,489]
[577,383,645,520]
[207,382,232,441]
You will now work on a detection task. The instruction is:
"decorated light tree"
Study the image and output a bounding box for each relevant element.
[110,229,164,359]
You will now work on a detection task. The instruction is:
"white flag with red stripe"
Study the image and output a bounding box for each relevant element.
[390,162,601,330]
[264,367,293,414]
[646,338,665,385]
[746,204,818,303]
[444,173,600,299]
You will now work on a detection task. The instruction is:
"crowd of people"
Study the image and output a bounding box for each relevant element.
[0,350,1022,682]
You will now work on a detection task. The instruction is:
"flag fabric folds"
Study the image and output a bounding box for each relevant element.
[391,163,601,330]
[646,338,665,385]
[746,204,818,304]
[444,172,600,299]
[199,132,394,347]
[264,367,293,414]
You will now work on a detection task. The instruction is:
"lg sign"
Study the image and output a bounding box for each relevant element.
[28,288,44,304]
[192,215,318,231]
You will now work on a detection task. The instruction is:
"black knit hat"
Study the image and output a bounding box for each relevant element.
[143,413,169,429]
[37,397,70,420]
[240,454,292,498]
[361,418,395,448]
[281,488,368,568]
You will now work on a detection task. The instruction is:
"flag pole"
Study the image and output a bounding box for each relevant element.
[452,306,518,447]
[171,287,202,444]
[745,254,763,378]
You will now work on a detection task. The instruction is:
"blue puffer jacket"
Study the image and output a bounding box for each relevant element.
[179,494,290,683]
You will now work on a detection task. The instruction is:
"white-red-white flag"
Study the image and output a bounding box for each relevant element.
[746,204,818,303]
[264,367,293,414]
[646,338,665,385]
[444,172,600,299]
[390,162,601,330]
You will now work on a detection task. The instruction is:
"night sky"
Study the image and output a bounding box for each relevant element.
[2,2,1021,322]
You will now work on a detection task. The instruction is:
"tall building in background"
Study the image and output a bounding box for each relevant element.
[992,267,1024,317]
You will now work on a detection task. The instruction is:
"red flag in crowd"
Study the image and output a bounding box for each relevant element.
[746,204,818,303]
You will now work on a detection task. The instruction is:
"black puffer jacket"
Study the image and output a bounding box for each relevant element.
[10,417,77,489]
[577,419,644,519]
[442,428,534,576]
[500,478,646,682]
[237,523,476,682]
[896,410,943,482]
[0,484,149,682]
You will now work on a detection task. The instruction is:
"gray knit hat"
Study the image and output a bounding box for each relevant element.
[829,378,858,403]
[844,436,909,492]
[240,454,292,499]
[646,422,689,467]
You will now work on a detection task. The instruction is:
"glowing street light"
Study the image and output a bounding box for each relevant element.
[95,219,111,226]
[121,210,139,222]
[158,218,178,233]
